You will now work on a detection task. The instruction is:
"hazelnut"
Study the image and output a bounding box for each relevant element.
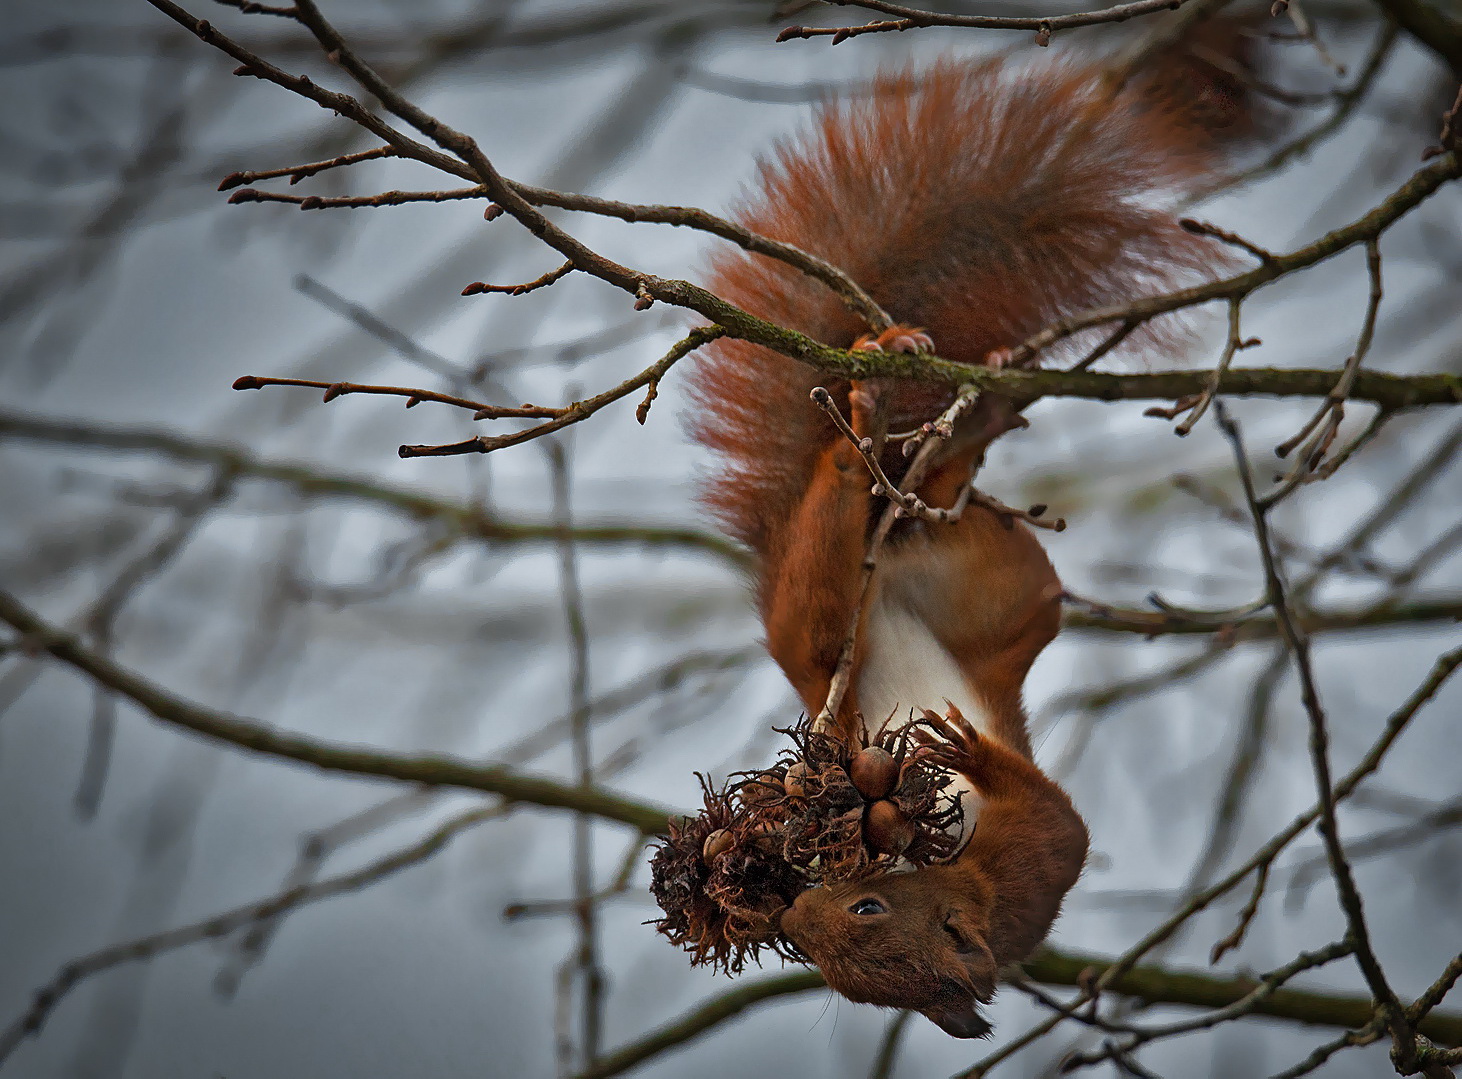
[864,800,915,856]
[783,760,812,799]
[849,746,898,800]
[741,772,784,807]
[702,828,734,862]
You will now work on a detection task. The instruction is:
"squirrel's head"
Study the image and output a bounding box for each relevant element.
[780,864,998,1038]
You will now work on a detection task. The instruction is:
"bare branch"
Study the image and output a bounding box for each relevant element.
[230,373,552,417]
[1192,22,1399,202]
[217,144,396,189]
[0,588,674,834]
[0,802,505,1065]
[1218,403,1411,1052]
[0,410,750,569]
[397,326,726,458]
[777,0,1205,47]
[227,184,486,209]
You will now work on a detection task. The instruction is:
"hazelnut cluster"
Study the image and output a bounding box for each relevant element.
[647,776,804,975]
[649,712,965,974]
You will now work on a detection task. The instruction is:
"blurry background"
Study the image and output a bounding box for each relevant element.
[0,1,1459,1076]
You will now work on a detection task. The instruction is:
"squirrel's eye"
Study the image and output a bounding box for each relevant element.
[849,898,885,916]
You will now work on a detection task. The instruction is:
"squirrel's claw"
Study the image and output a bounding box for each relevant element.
[914,704,985,772]
[853,325,934,355]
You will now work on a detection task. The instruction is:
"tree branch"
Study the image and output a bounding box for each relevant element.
[1062,595,1462,638]
[776,0,1202,46]
[0,589,672,834]
[0,802,505,1066]
[573,945,1462,1079]
[1370,0,1462,76]
[0,410,750,570]
[142,0,1461,408]
[1218,404,1411,1054]
[1007,151,1462,368]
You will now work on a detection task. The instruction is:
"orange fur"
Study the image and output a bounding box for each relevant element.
[686,55,1239,1036]
[780,709,1087,1037]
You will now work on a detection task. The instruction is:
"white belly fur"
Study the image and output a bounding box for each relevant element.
[855,595,988,850]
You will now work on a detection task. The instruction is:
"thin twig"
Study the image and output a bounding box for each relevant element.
[227,185,485,209]
[777,0,1203,46]
[462,260,575,297]
[547,438,603,1067]
[811,384,988,729]
[1217,403,1411,1052]
[217,145,396,189]
[398,326,726,458]
[1264,240,1384,503]
[0,803,504,1065]
[1283,0,1346,77]
[1060,941,1356,1072]
[1173,297,1246,436]
[231,374,556,418]
[1268,1015,1386,1078]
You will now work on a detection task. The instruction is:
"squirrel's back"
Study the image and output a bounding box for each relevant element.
[688,57,1233,578]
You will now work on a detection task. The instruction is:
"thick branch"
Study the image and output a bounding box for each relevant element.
[827,365,1461,410]
[0,589,671,835]
[1063,596,1462,638]
[1024,948,1459,1043]
[574,946,1462,1079]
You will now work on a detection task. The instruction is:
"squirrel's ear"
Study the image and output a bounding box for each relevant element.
[924,911,998,1037]
[942,911,998,989]
[921,1000,993,1039]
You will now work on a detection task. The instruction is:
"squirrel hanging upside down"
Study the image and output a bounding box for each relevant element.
[684,47,1244,1038]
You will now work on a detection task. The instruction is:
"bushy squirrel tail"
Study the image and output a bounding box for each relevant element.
[687,51,1242,564]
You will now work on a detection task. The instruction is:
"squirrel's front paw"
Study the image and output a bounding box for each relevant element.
[913,703,987,773]
[853,325,934,355]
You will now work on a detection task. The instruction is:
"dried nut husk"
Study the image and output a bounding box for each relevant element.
[864,799,915,856]
[702,828,734,862]
[783,761,812,799]
[849,746,898,800]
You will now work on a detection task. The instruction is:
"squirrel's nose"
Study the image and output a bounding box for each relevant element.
[778,898,801,939]
[779,885,819,942]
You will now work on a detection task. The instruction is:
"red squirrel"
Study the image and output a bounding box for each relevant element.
[686,55,1236,1037]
